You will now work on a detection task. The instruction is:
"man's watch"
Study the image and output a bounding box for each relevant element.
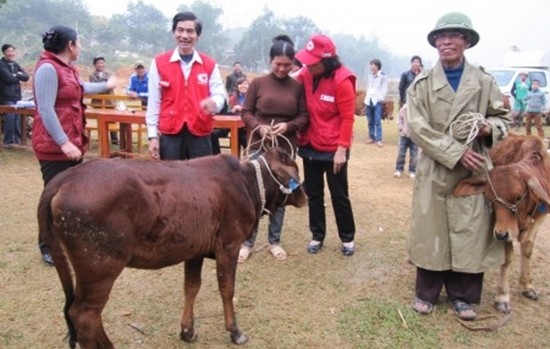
[148,137,158,141]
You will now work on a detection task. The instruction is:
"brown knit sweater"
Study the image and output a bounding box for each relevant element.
[241,73,308,155]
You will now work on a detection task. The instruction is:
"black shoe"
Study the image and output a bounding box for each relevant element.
[42,253,54,266]
[306,242,323,254]
[341,245,355,256]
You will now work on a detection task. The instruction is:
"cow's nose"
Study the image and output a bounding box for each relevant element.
[495,231,509,241]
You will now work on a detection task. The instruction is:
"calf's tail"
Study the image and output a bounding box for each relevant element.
[37,188,78,348]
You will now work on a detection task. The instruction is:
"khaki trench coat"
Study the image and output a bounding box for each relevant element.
[406,60,511,273]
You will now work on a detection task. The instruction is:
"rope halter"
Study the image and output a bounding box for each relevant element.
[250,155,299,215]
[258,155,299,195]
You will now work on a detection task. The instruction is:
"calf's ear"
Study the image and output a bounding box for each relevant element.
[452,175,487,197]
[527,178,550,207]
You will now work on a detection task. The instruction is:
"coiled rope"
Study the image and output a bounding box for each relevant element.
[448,112,489,147]
[242,120,294,160]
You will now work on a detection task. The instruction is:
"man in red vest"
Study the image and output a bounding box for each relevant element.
[146,11,226,160]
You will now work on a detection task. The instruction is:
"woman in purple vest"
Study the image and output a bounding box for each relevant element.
[32,25,116,265]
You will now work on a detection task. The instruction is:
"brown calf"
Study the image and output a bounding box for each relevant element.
[454,134,550,313]
[38,147,307,348]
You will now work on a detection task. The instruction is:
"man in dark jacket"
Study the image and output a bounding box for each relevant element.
[398,55,422,108]
[225,61,246,95]
[0,44,29,145]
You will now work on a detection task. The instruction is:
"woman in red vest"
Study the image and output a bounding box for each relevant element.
[32,25,116,265]
[295,34,357,256]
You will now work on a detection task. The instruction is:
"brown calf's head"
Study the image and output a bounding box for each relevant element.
[453,164,550,242]
[261,147,307,210]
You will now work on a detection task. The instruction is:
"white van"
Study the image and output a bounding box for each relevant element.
[487,67,550,111]
[488,50,550,112]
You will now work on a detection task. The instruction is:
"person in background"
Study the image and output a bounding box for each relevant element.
[407,12,510,320]
[89,56,112,85]
[393,104,418,179]
[0,44,30,146]
[238,35,308,263]
[223,76,248,151]
[364,58,388,147]
[127,61,148,107]
[524,79,547,140]
[510,71,530,130]
[225,61,246,95]
[295,34,357,257]
[146,11,226,160]
[89,56,118,143]
[32,25,117,265]
[398,55,422,108]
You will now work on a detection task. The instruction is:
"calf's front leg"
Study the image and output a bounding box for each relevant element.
[495,241,514,313]
[520,227,539,300]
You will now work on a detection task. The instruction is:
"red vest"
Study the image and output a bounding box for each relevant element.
[32,51,87,161]
[155,52,216,136]
[298,67,356,151]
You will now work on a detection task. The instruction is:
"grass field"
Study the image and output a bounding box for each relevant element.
[1,117,550,348]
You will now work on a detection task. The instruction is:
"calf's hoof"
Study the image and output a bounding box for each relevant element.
[231,331,248,345]
[180,328,198,343]
[522,289,539,301]
[495,301,512,314]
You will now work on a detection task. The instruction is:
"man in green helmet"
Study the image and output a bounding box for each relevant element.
[406,12,511,320]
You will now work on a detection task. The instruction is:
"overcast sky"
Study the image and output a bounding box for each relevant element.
[83,0,549,69]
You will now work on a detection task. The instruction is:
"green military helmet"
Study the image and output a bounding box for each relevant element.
[427,12,479,48]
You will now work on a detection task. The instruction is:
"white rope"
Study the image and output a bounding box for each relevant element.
[250,160,268,215]
[243,120,295,160]
[448,112,489,147]
[258,155,293,195]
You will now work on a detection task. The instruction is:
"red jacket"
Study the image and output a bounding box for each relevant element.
[297,67,356,152]
[32,51,87,161]
[155,52,216,136]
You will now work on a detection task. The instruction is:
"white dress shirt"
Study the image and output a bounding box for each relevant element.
[364,71,389,105]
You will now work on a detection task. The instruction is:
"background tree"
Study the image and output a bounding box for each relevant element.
[280,16,320,53]
[125,1,171,53]
[234,8,282,71]
[0,0,411,82]
[0,0,93,62]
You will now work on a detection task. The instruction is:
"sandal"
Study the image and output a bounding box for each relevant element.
[412,297,434,315]
[268,244,287,261]
[238,246,251,263]
[452,300,476,321]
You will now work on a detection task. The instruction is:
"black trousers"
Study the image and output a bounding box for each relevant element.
[38,159,82,254]
[160,126,212,160]
[302,158,355,243]
[415,267,484,304]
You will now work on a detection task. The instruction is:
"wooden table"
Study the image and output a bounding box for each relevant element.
[0,105,35,146]
[89,109,245,158]
[0,105,245,158]
[211,115,245,157]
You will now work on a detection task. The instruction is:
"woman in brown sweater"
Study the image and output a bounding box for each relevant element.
[239,34,309,262]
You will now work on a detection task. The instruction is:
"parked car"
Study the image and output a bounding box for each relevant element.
[488,67,550,124]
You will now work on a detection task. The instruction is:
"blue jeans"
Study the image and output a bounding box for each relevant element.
[395,136,418,173]
[2,101,21,145]
[243,150,286,247]
[244,206,285,247]
[366,101,383,142]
